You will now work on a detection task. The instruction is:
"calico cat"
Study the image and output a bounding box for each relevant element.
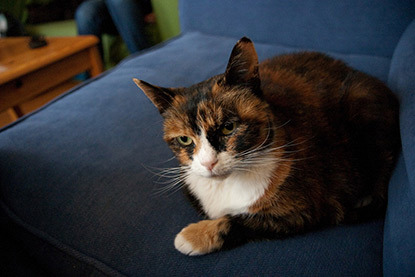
[133,37,400,256]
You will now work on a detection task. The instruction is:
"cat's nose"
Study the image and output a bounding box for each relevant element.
[201,159,218,171]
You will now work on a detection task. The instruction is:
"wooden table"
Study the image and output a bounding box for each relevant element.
[0,35,103,127]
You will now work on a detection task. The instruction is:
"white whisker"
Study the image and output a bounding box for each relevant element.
[142,163,190,196]
[275,119,292,130]
[159,155,178,164]
[236,128,274,158]
[153,177,187,196]
[236,120,293,159]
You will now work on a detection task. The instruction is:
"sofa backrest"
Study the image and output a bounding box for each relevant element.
[179,0,415,57]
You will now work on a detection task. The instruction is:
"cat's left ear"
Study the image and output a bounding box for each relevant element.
[222,37,261,95]
[133,78,177,114]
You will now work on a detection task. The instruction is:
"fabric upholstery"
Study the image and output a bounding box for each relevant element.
[384,19,415,275]
[1,0,414,275]
[180,0,415,57]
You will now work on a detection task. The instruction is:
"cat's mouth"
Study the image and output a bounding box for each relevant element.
[209,171,231,179]
[197,167,232,179]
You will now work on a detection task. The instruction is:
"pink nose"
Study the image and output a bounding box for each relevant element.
[201,159,218,171]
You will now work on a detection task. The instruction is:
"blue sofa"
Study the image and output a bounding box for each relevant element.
[1,1,414,276]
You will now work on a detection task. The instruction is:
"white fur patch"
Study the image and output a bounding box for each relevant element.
[185,129,276,219]
[174,233,203,256]
[191,131,218,177]
[186,162,275,219]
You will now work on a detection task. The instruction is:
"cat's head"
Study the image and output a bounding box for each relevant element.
[134,37,280,178]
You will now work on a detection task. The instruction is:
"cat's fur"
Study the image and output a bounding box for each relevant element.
[134,37,400,256]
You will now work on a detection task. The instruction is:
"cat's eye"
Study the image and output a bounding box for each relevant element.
[221,122,237,135]
[177,136,193,146]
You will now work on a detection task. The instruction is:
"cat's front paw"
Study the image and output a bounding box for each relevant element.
[174,218,230,256]
[174,231,205,256]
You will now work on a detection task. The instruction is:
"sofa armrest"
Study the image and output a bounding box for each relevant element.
[388,19,415,176]
[384,19,415,275]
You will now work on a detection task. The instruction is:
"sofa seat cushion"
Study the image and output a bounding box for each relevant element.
[0,32,392,276]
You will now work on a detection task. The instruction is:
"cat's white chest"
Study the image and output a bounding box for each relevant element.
[185,164,275,219]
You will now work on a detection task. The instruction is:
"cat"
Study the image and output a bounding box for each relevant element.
[133,37,400,256]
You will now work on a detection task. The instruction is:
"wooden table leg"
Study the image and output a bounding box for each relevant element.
[88,46,104,77]
[12,106,24,118]
[8,108,19,121]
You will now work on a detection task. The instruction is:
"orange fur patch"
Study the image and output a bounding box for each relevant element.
[178,217,230,254]
[211,81,222,97]
[173,94,188,107]
[197,101,222,132]
[248,156,294,215]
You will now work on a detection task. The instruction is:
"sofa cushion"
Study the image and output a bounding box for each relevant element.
[0,32,393,276]
[180,0,415,57]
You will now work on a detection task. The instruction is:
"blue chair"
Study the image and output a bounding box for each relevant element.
[1,1,414,275]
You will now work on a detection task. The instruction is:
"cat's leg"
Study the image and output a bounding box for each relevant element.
[174,213,307,255]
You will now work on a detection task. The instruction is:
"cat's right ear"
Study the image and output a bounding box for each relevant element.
[133,78,176,114]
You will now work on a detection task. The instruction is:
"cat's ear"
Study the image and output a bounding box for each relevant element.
[223,37,261,94]
[133,78,176,114]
